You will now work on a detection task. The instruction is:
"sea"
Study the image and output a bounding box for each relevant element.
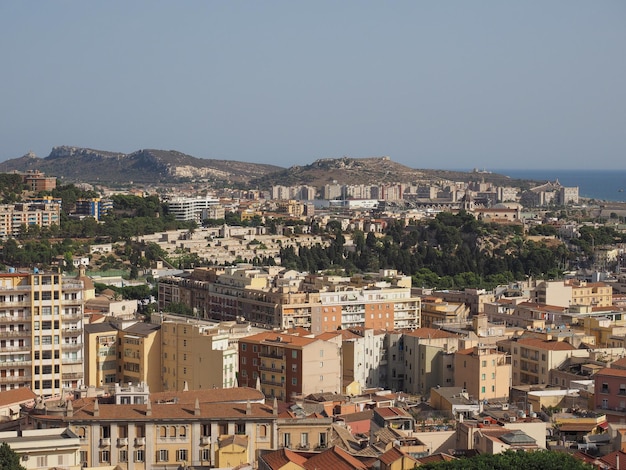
[491,169,626,204]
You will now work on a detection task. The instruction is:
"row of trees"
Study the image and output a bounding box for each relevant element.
[279,212,580,290]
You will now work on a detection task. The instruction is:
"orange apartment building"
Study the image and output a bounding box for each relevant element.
[238,332,341,401]
[454,345,512,401]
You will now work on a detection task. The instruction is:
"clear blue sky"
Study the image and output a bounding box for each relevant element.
[1,1,624,170]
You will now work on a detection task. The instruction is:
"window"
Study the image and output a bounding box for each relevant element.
[481,386,486,393]
[253,345,258,353]
[319,349,324,357]
[319,432,327,448]
[241,344,247,351]
[292,350,298,359]
[241,357,246,365]
[36,456,48,466]
[283,432,291,447]
[160,426,167,438]
[157,449,169,462]
[119,450,128,462]
[200,448,210,461]
[99,450,110,463]
[134,450,145,462]
[482,360,487,367]
[292,364,297,372]
[236,423,246,434]
[320,375,324,381]
[301,432,309,447]
[101,425,111,438]
[481,374,486,381]
[292,377,297,385]
[79,450,87,465]
[177,449,188,461]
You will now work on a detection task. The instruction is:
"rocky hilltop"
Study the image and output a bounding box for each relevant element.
[2,146,283,184]
[2,147,525,188]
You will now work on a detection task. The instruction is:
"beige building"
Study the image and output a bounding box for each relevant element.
[0,428,81,470]
[0,270,84,397]
[532,279,613,308]
[420,297,469,329]
[402,328,461,395]
[160,319,238,391]
[454,345,512,401]
[509,337,589,386]
[27,386,277,469]
[0,199,61,238]
[84,320,162,391]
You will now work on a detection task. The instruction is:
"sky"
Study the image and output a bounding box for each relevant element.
[1,2,625,170]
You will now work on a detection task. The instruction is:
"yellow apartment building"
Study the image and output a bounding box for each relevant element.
[454,345,512,401]
[27,386,276,469]
[160,319,238,391]
[0,270,84,397]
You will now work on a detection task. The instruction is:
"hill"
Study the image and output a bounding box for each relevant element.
[2,148,533,189]
[1,147,283,185]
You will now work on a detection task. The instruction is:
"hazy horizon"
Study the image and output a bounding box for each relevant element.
[1,2,624,170]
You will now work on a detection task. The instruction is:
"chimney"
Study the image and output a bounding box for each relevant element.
[66,399,73,418]
[194,397,201,416]
[146,398,152,417]
[246,400,252,416]
[273,397,278,416]
[93,399,99,417]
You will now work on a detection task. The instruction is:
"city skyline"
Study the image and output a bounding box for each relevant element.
[1,1,625,170]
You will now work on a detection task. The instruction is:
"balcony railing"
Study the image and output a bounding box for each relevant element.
[0,375,29,383]
[134,437,146,446]
[0,329,30,337]
[259,364,284,373]
[117,438,128,447]
[62,328,83,337]
[0,316,30,323]
[99,438,111,447]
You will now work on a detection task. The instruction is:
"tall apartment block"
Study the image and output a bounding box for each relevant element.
[0,199,61,238]
[0,269,84,397]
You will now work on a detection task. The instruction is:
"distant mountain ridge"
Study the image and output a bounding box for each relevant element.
[1,146,283,184]
[2,147,521,188]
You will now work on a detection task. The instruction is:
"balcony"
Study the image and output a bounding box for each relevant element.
[134,437,146,446]
[62,372,83,380]
[259,364,284,373]
[0,360,31,367]
[62,343,82,352]
[0,329,30,337]
[117,438,128,446]
[0,316,30,323]
[200,436,211,446]
[259,350,285,360]
[0,375,29,384]
[99,438,111,447]
[62,328,83,337]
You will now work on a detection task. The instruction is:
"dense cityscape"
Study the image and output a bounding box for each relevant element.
[0,165,625,469]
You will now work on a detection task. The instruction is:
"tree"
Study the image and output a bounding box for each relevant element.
[417,449,593,470]
[0,442,26,470]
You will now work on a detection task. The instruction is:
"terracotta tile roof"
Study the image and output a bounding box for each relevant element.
[218,434,248,449]
[303,446,368,470]
[337,410,374,423]
[404,327,458,339]
[374,407,412,419]
[597,367,626,378]
[316,331,343,341]
[599,450,626,470]
[516,338,576,351]
[611,357,626,369]
[150,386,265,405]
[0,387,37,407]
[518,301,567,311]
[261,448,307,469]
[379,446,417,465]
[36,400,275,423]
[416,453,457,464]
[240,331,319,347]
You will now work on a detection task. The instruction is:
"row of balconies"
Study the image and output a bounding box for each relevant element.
[0,316,30,323]
[0,375,29,383]
[0,329,30,337]
[100,437,146,447]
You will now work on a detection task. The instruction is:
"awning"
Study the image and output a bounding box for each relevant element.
[559,423,598,432]
[599,421,609,430]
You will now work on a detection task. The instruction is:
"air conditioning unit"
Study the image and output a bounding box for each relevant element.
[509,417,516,422]
[501,403,510,410]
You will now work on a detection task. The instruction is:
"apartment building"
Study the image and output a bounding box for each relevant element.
[0,199,61,238]
[159,266,420,331]
[27,385,277,469]
[0,269,84,397]
[454,345,512,401]
[21,169,57,192]
[318,327,387,392]
[166,196,221,223]
[160,320,238,391]
[532,279,613,308]
[238,331,341,401]
[595,368,626,422]
[402,328,461,395]
[84,321,162,391]
[420,297,469,329]
[74,197,113,221]
[509,337,589,386]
